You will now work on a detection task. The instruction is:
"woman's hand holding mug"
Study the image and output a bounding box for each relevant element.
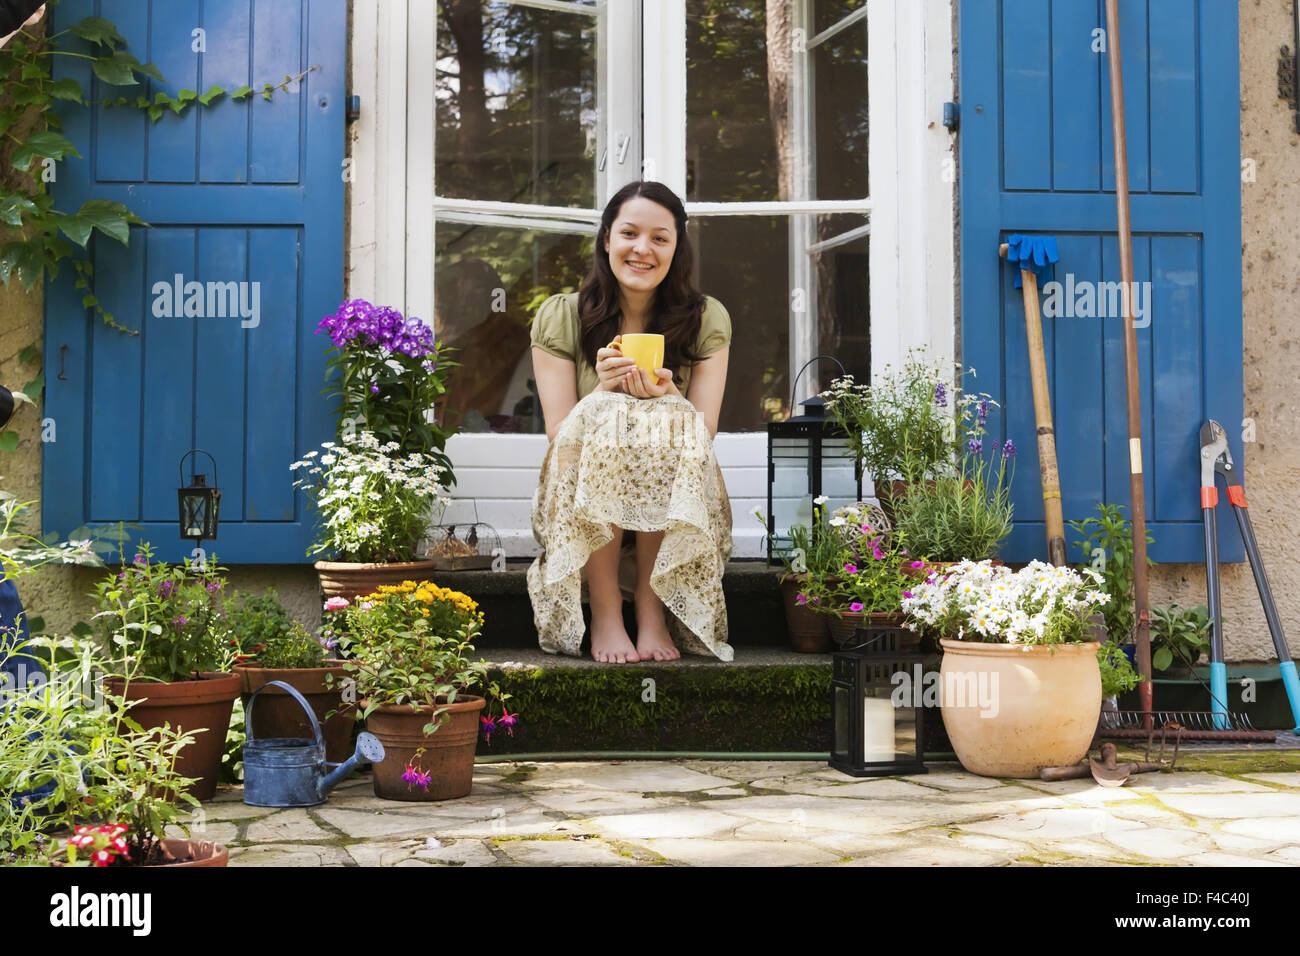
[596,336,637,392]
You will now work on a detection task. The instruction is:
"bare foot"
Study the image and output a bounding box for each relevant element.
[590,613,639,663]
[634,588,680,661]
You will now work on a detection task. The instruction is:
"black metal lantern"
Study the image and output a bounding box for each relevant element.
[830,641,929,777]
[765,356,862,565]
[178,450,221,543]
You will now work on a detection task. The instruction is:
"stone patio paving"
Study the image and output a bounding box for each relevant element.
[190,758,1300,866]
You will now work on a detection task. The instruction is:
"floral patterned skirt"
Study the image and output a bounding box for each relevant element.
[526,391,734,661]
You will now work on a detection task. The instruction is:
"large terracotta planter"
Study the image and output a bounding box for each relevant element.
[156,838,228,867]
[314,559,439,603]
[235,663,355,763]
[105,673,240,801]
[779,574,831,653]
[365,695,485,801]
[939,639,1101,778]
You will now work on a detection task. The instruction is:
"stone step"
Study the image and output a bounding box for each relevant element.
[445,559,789,652]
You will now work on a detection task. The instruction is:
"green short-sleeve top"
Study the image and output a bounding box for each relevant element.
[530,292,731,399]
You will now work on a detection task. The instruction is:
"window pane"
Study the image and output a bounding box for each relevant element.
[693,215,790,431]
[434,221,594,434]
[813,0,863,36]
[436,1,597,207]
[813,14,869,200]
[686,0,868,202]
[811,214,870,392]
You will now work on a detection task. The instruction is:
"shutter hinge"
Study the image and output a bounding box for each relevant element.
[942,102,960,131]
[346,94,361,122]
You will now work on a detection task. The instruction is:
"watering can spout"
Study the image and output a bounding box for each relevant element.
[319,732,385,800]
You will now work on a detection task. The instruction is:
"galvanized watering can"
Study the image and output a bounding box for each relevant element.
[243,680,385,807]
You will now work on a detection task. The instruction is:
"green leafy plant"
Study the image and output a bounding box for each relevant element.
[90,543,233,682]
[0,344,42,455]
[0,636,201,866]
[1150,603,1211,673]
[1098,640,1144,698]
[255,621,329,669]
[822,350,993,484]
[802,526,913,617]
[1068,503,1154,645]
[225,587,294,659]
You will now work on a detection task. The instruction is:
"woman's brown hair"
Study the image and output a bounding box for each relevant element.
[577,181,706,387]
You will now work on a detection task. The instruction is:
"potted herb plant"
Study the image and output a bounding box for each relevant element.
[333,581,513,801]
[292,431,452,601]
[232,593,354,763]
[893,433,1016,565]
[0,637,226,867]
[1150,604,1212,677]
[1068,502,1154,649]
[1098,639,1143,728]
[902,559,1111,777]
[91,545,240,801]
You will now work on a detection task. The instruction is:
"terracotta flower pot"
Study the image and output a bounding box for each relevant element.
[314,559,439,604]
[365,695,485,801]
[779,574,831,653]
[938,639,1101,778]
[235,662,356,763]
[105,673,240,802]
[827,611,916,651]
[156,838,229,867]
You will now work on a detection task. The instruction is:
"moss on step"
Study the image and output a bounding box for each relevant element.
[477,663,833,754]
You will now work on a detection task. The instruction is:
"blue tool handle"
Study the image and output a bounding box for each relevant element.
[1279,661,1300,735]
[1209,661,1229,731]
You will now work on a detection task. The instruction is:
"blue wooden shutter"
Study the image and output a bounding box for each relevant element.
[43,0,345,563]
[959,0,1243,563]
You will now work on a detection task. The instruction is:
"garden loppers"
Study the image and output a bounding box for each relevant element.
[1199,420,1300,733]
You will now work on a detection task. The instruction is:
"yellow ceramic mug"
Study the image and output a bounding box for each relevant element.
[611,333,665,381]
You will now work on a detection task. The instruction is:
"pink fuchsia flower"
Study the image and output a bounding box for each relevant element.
[401,765,420,785]
[480,715,498,743]
[413,769,431,789]
[323,597,350,612]
[843,563,859,574]
[498,710,519,736]
[849,602,865,612]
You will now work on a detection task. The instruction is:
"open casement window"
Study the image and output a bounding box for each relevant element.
[371,0,947,556]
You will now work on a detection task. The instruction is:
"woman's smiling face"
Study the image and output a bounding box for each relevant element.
[604,196,677,294]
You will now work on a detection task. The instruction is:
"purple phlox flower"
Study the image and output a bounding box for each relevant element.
[849,602,865,612]
[1003,439,1017,459]
[795,593,808,606]
[498,711,519,737]
[316,299,439,359]
[872,548,886,561]
[978,399,990,424]
[968,438,983,455]
[934,382,947,407]
[480,715,497,743]
[843,563,859,574]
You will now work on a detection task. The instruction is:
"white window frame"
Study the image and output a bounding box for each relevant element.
[349,0,955,558]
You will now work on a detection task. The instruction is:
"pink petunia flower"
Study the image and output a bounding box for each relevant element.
[795,593,808,606]
[911,561,926,569]
[849,602,865,612]
[873,548,886,561]
[843,563,859,574]
[902,591,913,599]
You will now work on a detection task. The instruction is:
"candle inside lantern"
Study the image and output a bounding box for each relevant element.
[862,696,895,762]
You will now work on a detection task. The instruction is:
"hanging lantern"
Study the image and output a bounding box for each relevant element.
[830,639,929,778]
[765,356,862,565]
[178,450,222,543]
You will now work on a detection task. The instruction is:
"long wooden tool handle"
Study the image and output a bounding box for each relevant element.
[1020,269,1068,567]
